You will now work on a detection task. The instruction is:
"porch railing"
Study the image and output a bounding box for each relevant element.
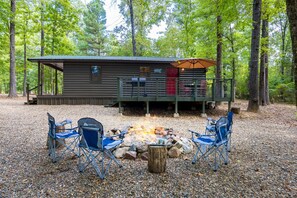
[117,77,234,102]
[26,83,42,104]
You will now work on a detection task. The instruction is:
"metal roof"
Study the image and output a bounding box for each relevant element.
[27,56,181,71]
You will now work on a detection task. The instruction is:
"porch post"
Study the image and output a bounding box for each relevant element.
[174,79,179,117]
[119,101,122,115]
[201,101,207,118]
[55,69,58,95]
[38,61,41,95]
[145,101,150,117]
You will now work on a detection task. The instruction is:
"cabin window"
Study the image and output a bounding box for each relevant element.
[140,66,150,77]
[90,66,102,83]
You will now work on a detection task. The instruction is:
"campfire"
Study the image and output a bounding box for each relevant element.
[106,124,193,160]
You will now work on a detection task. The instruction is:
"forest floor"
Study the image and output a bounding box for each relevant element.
[0,96,296,197]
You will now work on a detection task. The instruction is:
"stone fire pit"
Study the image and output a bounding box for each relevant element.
[106,125,194,160]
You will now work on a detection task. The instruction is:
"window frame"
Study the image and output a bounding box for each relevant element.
[139,66,150,77]
[90,65,102,83]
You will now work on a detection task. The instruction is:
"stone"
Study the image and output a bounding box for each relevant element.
[155,127,164,135]
[124,151,137,160]
[129,144,137,151]
[121,136,133,147]
[140,152,149,161]
[173,113,179,117]
[200,113,207,118]
[157,138,168,145]
[179,137,193,154]
[174,141,183,149]
[113,147,130,158]
[135,142,148,153]
[168,146,181,158]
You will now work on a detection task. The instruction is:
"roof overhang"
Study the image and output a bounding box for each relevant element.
[42,62,63,71]
[27,56,181,72]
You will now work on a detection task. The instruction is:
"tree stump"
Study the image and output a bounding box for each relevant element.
[148,144,167,173]
[46,125,66,148]
[231,107,241,114]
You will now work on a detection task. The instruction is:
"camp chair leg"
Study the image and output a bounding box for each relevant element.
[213,148,219,171]
[227,134,232,152]
[224,144,229,165]
[49,137,58,163]
[105,150,123,168]
[192,142,202,164]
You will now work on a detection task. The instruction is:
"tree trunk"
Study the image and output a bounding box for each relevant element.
[9,0,17,98]
[216,15,222,106]
[23,36,27,97]
[41,0,45,95]
[247,0,261,112]
[259,19,268,106]
[285,0,297,107]
[129,0,136,56]
[265,63,270,104]
[229,25,236,101]
[280,19,288,77]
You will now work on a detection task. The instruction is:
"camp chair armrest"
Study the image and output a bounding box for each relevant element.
[188,129,201,138]
[56,119,72,126]
[107,130,128,139]
[207,118,217,125]
[63,126,78,131]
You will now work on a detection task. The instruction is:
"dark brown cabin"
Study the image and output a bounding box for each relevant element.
[28,56,233,116]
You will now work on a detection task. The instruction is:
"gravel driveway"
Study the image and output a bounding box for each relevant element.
[0,96,296,197]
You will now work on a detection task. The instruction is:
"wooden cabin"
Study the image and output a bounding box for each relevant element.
[28,56,234,116]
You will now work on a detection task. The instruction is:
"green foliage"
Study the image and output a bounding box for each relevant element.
[270,82,295,103]
[78,0,106,55]
[43,0,79,55]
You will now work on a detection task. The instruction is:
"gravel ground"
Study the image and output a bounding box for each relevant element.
[0,96,296,197]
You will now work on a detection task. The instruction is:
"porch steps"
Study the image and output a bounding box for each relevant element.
[24,97,37,105]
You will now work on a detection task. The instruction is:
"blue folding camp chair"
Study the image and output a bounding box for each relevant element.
[205,111,234,152]
[77,117,127,179]
[47,113,79,163]
[189,117,229,171]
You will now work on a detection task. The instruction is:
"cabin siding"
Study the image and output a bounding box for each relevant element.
[63,62,202,97]
[63,62,206,97]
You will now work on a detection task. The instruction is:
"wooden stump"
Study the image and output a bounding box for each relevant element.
[148,144,167,173]
[231,107,241,114]
[46,125,66,148]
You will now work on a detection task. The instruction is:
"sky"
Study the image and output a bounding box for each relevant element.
[102,0,166,39]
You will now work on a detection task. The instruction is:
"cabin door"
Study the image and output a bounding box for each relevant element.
[166,68,178,95]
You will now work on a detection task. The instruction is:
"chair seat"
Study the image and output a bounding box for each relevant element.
[104,139,123,150]
[79,138,123,151]
[193,136,215,145]
[56,130,79,139]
